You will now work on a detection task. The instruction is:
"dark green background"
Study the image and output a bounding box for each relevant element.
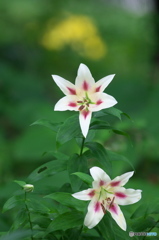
[0,0,159,233]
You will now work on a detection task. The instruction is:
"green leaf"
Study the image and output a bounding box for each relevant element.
[42,151,68,161]
[46,210,83,233]
[68,154,88,191]
[112,129,129,138]
[56,114,82,146]
[27,198,50,214]
[85,142,112,177]
[97,213,117,240]
[10,208,27,230]
[131,198,159,219]
[98,213,135,240]
[94,107,122,120]
[72,172,93,186]
[32,216,51,229]
[27,159,67,182]
[122,112,132,120]
[90,120,129,138]
[44,192,86,212]
[2,196,24,213]
[131,216,156,232]
[0,230,32,240]
[30,119,62,132]
[94,107,131,122]
[90,121,112,130]
[14,180,26,187]
[103,107,123,120]
[107,150,135,171]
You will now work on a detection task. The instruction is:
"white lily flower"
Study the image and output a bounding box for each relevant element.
[52,63,117,138]
[72,167,142,230]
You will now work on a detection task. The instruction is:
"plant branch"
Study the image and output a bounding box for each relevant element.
[25,192,34,240]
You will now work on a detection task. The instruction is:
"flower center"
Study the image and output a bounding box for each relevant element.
[77,92,95,111]
[98,187,114,214]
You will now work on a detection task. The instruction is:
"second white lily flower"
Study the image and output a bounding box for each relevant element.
[72,167,142,231]
[52,63,117,138]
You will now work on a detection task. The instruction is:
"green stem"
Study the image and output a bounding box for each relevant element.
[80,137,85,156]
[25,192,34,240]
[78,225,84,240]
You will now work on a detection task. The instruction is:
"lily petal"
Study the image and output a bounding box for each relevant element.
[75,63,95,91]
[108,203,126,231]
[110,171,134,187]
[115,187,142,206]
[52,75,76,96]
[72,188,95,201]
[94,74,115,93]
[79,110,92,138]
[84,199,104,229]
[90,167,111,183]
[89,92,117,112]
[54,95,79,111]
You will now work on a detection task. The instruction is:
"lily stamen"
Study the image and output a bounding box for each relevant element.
[109,197,115,209]
[78,105,85,111]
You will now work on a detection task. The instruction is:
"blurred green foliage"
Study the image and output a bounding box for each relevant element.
[0,0,159,235]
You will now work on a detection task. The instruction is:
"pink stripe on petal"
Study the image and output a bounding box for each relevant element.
[95,86,101,92]
[94,202,101,212]
[115,192,127,198]
[83,81,89,91]
[110,204,118,214]
[110,181,120,187]
[67,87,76,95]
[99,180,105,186]
[96,100,103,105]
[88,190,95,197]
[82,110,90,119]
[68,102,77,107]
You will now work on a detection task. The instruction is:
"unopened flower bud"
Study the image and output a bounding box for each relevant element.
[23,184,34,192]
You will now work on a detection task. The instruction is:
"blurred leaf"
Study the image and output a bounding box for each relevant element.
[85,142,112,177]
[76,130,96,150]
[131,216,156,232]
[98,213,135,240]
[46,210,83,233]
[81,237,104,240]
[56,114,82,146]
[27,159,67,182]
[112,129,129,138]
[94,107,122,120]
[30,119,62,132]
[131,198,159,219]
[2,196,24,213]
[14,180,26,188]
[32,216,51,229]
[44,192,86,212]
[10,209,27,230]
[42,151,68,160]
[27,198,50,214]
[72,172,93,186]
[97,213,117,240]
[68,154,88,191]
[90,121,129,138]
[122,112,132,120]
[90,121,112,130]
[65,228,84,240]
[107,150,135,171]
[0,230,32,240]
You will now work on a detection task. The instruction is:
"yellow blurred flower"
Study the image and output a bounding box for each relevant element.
[41,15,107,60]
